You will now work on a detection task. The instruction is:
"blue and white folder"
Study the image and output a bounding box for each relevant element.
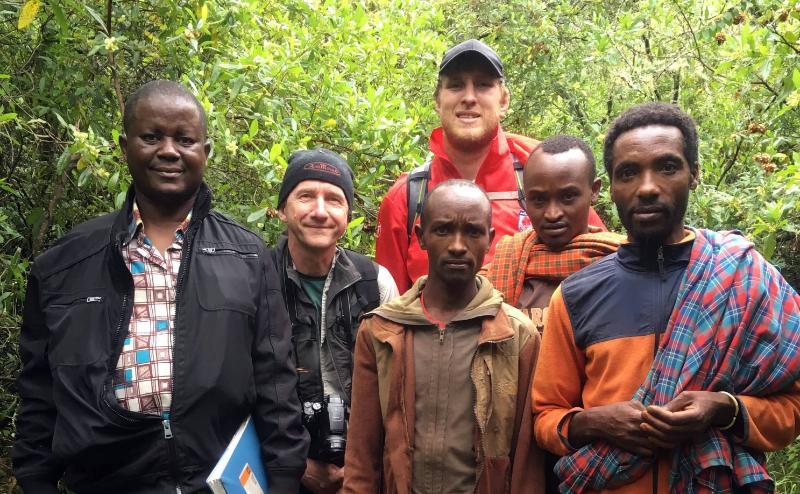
[206,415,269,494]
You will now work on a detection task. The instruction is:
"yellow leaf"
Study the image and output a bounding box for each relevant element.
[17,0,40,30]
[200,3,208,20]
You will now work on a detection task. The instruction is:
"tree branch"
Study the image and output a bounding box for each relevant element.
[106,0,124,115]
[716,137,744,187]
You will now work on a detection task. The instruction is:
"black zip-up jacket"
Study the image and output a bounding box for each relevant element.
[13,184,309,494]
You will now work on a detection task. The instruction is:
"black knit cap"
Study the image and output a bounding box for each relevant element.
[278,148,354,209]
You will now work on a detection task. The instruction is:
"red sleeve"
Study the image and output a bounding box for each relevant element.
[375,175,412,293]
[342,320,384,493]
[532,287,587,456]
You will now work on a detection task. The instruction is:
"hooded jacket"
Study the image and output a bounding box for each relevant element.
[343,276,544,494]
[13,184,309,494]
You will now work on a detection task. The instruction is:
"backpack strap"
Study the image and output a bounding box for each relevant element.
[347,251,380,313]
[511,153,526,210]
[406,153,525,240]
[405,159,432,242]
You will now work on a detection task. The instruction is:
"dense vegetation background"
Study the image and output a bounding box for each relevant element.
[1,0,799,490]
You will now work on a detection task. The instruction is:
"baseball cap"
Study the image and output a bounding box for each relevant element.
[438,39,504,78]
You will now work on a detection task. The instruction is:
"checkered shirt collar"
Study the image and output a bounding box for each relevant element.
[124,199,193,245]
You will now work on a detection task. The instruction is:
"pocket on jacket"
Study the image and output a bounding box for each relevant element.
[195,241,260,315]
[43,289,110,365]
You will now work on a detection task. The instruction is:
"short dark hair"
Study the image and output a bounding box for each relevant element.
[434,56,505,100]
[420,179,492,229]
[123,80,208,136]
[603,102,698,178]
[535,135,596,183]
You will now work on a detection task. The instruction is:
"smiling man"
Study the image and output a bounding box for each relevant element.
[344,179,544,494]
[533,103,800,493]
[375,39,607,293]
[271,148,398,494]
[13,80,308,493]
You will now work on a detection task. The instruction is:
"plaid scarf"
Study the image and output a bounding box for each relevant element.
[485,226,623,307]
[555,228,800,493]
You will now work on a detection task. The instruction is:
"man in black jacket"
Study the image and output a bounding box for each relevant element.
[271,148,398,493]
[13,80,308,493]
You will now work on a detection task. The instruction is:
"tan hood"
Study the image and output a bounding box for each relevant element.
[371,275,503,326]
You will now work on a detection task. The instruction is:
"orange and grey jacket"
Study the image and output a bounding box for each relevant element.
[533,233,800,493]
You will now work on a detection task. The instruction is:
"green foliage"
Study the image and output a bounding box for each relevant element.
[1,0,799,489]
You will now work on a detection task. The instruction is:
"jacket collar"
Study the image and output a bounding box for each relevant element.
[277,234,362,301]
[428,125,509,178]
[616,229,694,273]
[111,182,212,246]
[369,275,512,345]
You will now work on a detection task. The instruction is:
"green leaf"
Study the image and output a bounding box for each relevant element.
[761,232,776,260]
[55,148,71,173]
[84,6,108,34]
[269,142,282,162]
[793,68,800,90]
[347,216,365,230]
[247,208,266,223]
[249,119,259,138]
[111,128,120,145]
[0,113,17,124]
[115,190,128,209]
[77,167,92,187]
[52,2,69,34]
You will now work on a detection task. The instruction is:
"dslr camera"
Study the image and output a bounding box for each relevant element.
[302,393,348,467]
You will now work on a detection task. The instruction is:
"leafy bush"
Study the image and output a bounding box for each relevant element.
[1,0,798,489]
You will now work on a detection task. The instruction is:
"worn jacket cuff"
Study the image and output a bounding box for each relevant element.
[17,476,60,494]
[265,468,304,494]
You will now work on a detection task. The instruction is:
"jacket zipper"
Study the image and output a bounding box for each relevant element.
[165,226,196,491]
[652,244,665,494]
[51,295,105,307]
[163,419,182,494]
[200,247,258,258]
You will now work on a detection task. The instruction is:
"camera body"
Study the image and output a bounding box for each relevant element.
[303,393,348,467]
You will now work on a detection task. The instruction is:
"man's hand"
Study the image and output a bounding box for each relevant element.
[568,401,655,456]
[301,458,344,494]
[641,391,737,449]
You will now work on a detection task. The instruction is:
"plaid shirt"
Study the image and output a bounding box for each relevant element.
[113,202,191,417]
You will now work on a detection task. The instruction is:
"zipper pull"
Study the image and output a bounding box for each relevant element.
[438,327,445,344]
[657,245,665,280]
[201,247,215,254]
[86,296,103,303]
[162,419,174,439]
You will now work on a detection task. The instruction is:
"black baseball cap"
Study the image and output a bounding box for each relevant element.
[438,39,504,78]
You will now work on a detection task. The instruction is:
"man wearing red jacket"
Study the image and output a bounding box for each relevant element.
[375,39,606,292]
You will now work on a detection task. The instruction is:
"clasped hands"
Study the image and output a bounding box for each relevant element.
[569,391,737,457]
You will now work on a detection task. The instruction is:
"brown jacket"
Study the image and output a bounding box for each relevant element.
[343,276,544,493]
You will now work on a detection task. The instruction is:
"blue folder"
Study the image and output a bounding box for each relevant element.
[206,415,269,494]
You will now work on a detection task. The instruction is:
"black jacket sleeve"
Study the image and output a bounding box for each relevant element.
[12,267,63,493]
[251,246,309,493]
